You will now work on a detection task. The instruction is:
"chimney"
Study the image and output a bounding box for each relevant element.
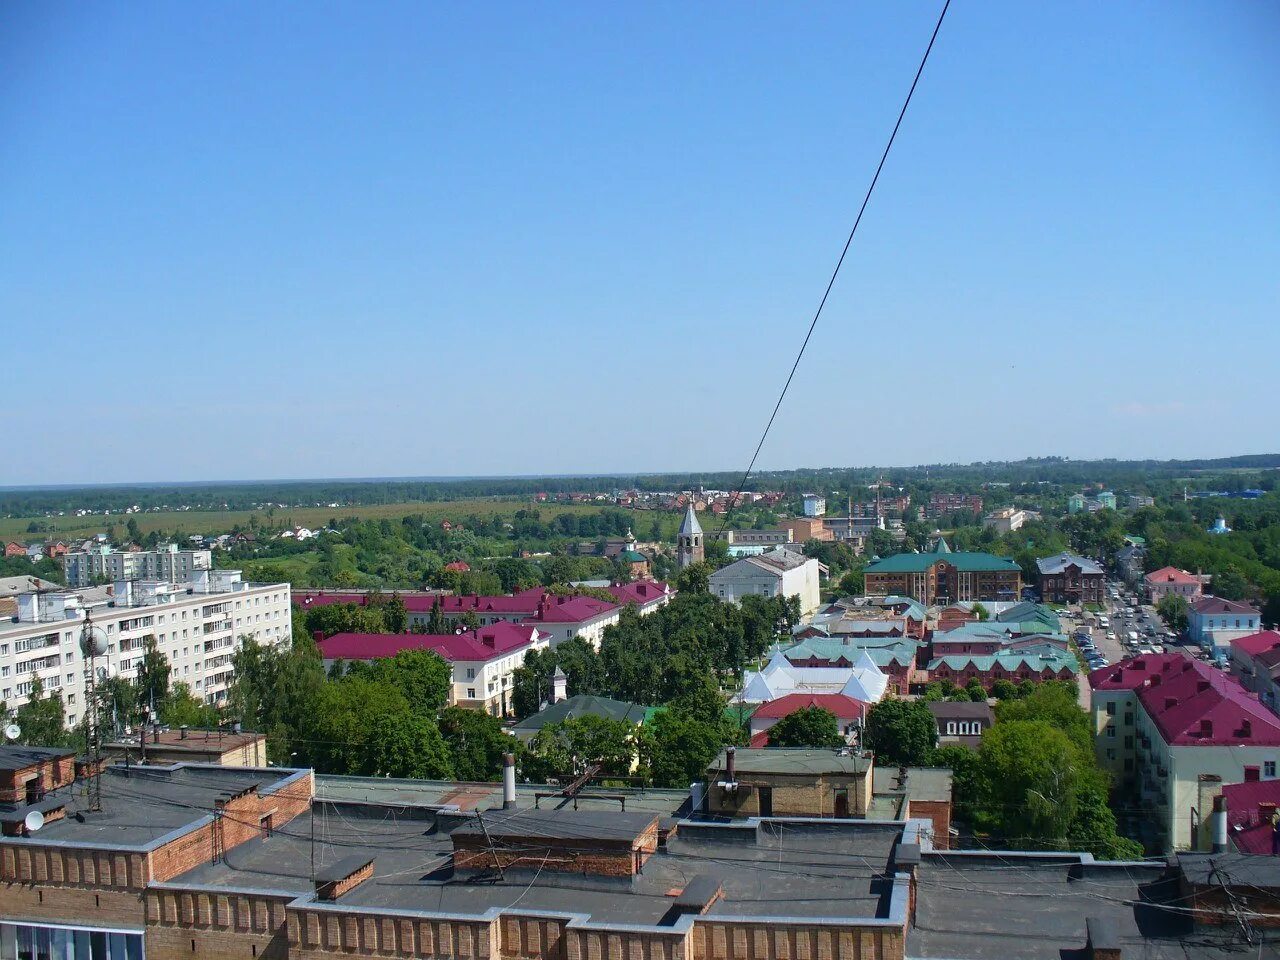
[314,630,325,643]
[314,856,376,901]
[502,753,517,810]
[1211,795,1228,854]
[725,746,736,783]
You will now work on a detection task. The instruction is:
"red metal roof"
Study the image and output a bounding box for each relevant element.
[1231,630,1280,659]
[1144,566,1199,585]
[606,580,673,607]
[525,594,619,624]
[443,561,471,572]
[752,693,866,721]
[1222,780,1280,855]
[317,622,543,663]
[402,591,547,614]
[1191,596,1258,616]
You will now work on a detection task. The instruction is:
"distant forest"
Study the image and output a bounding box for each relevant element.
[2,453,1278,516]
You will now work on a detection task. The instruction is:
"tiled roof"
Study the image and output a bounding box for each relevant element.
[1232,630,1280,659]
[752,693,866,721]
[1191,596,1257,616]
[865,551,1021,574]
[318,622,543,663]
[1144,566,1199,585]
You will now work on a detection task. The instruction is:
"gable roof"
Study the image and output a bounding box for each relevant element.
[752,693,866,721]
[318,622,544,663]
[1222,780,1280,855]
[864,551,1021,574]
[1232,630,1280,659]
[1191,596,1258,616]
[605,580,672,607]
[1144,566,1199,586]
[512,694,655,732]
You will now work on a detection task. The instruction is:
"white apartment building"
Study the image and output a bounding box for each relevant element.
[62,545,212,588]
[0,570,291,726]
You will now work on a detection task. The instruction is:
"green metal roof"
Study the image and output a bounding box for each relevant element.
[512,694,655,732]
[865,551,1021,574]
[783,636,919,668]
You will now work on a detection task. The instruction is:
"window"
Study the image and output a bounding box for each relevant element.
[946,722,956,735]
[467,688,476,699]
[1266,762,1277,779]
[1106,749,1116,761]
[1106,702,1116,716]
[466,668,476,680]
[1124,712,1133,725]
[1105,725,1116,739]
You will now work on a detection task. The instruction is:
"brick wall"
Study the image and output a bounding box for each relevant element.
[147,888,294,960]
[709,773,871,819]
[691,919,905,960]
[0,755,77,804]
[290,906,497,960]
[0,883,142,928]
[906,800,952,852]
[1,843,150,889]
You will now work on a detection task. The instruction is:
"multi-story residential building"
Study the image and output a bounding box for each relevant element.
[1229,630,1280,713]
[1035,552,1105,604]
[1188,595,1261,652]
[521,593,622,649]
[927,493,983,517]
[1089,653,1280,851]
[709,549,823,616]
[863,541,1022,606]
[1144,566,1204,603]
[318,621,549,716]
[0,570,291,723]
[62,544,211,587]
[1067,493,1086,514]
[1097,491,1117,510]
[1129,494,1155,509]
[802,494,826,517]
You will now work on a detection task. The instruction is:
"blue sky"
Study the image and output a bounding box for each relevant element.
[2,2,1277,485]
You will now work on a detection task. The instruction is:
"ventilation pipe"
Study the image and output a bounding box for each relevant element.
[502,753,517,810]
[1211,794,1228,854]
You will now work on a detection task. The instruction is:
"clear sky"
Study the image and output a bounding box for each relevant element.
[2,2,1277,486]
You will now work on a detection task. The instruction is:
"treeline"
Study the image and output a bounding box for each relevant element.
[6,455,1276,515]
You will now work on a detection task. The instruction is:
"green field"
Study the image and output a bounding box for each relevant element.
[0,499,618,542]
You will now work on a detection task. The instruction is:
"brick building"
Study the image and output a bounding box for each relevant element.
[927,493,983,517]
[1035,552,1105,604]
[863,542,1021,605]
[103,728,268,767]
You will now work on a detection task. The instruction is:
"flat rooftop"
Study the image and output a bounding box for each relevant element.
[6,764,299,849]
[909,857,1277,958]
[708,748,873,777]
[174,801,903,925]
[316,774,691,818]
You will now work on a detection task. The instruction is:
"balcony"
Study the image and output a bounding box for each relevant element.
[203,620,232,635]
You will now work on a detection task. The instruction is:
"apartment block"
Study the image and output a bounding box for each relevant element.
[0,570,291,724]
[62,545,212,588]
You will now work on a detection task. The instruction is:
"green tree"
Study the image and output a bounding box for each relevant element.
[971,602,989,621]
[864,698,937,765]
[1156,593,1190,633]
[676,561,711,594]
[964,680,988,702]
[977,720,1083,840]
[160,681,221,728]
[15,677,67,747]
[640,709,738,788]
[522,715,636,782]
[346,649,451,713]
[134,637,172,719]
[767,706,845,748]
[1211,566,1249,601]
[439,706,520,782]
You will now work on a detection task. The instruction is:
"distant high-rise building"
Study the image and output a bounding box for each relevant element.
[677,504,704,569]
[802,495,827,517]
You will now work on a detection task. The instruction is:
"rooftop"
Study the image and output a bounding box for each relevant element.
[864,551,1021,574]
[1145,566,1200,585]
[751,693,867,720]
[1034,552,1104,575]
[1232,629,1280,658]
[707,747,872,777]
[0,744,75,772]
[1192,595,1258,616]
[104,728,265,754]
[511,694,656,733]
[318,622,544,663]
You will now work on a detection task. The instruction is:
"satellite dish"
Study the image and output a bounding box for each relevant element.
[80,624,108,659]
[24,810,44,833]
[3,723,20,741]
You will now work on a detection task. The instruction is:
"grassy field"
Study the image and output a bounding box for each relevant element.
[0,499,619,541]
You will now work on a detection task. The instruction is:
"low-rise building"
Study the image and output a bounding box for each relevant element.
[1144,566,1204,603]
[981,507,1036,533]
[709,549,823,616]
[511,692,655,743]
[781,634,919,696]
[317,621,549,716]
[926,700,993,749]
[739,649,889,705]
[705,747,874,819]
[1089,653,1280,851]
[1230,630,1280,713]
[1035,552,1105,605]
[1189,596,1262,652]
[748,693,866,746]
[103,728,268,767]
[863,541,1022,606]
[926,646,1077,691]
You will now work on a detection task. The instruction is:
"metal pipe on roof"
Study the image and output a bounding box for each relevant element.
[1212,794,1229,854]
[502,753,517,810]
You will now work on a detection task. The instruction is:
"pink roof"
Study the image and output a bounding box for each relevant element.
[606,580,673,606]
[525,594,619,624]
[752,693,866,721]
[1130,656,1280,746]
[1222,780,1280,855]
[318,621,543,663]
[402,591,547,614]
[1191,596,1257,616]
[1144,566,1198,585]
[1232,630,1280,659]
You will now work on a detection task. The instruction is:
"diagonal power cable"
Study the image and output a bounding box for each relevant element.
[716,0,951,536]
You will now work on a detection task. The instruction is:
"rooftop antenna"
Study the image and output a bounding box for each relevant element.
[79,611,109,813]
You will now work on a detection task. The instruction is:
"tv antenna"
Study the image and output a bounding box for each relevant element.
[80,612,109,813]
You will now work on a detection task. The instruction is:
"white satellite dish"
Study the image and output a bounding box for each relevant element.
[3,723,20,742]
[24,810,44,833]
[80,623,108,659]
